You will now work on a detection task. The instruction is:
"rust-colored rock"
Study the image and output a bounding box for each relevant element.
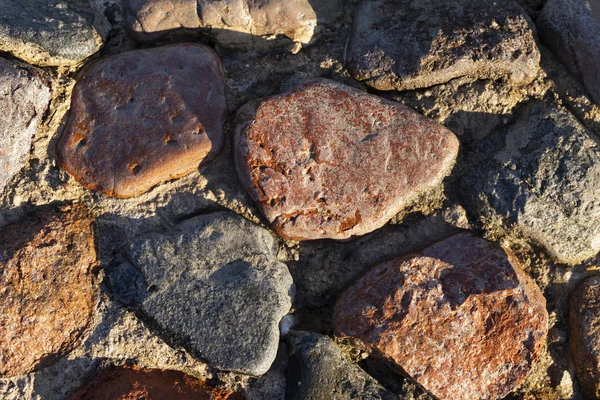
[233,78,459,241]
[57,43,227,198]
[569,276,600,398]
[0,206,98,377]
[333,233,548,400]
[67,365,243,400]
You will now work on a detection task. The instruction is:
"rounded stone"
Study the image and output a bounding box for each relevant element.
[233,78,459,241]
[333,233,548,400]
[0,206,99,377]
[57,43,227,198]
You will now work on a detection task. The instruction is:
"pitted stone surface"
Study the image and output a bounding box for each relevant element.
[233,78,459,241]
[0,206,98,378]
[333,233,548,400]
[106,211,293,376]
[57,43,227,198]
[0,57,51,195]
[0,0,106,66]
[347,0,540,91]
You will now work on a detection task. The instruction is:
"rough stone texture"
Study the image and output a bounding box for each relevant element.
[460,102,600,264]
[67,365,242,400]
[286,331,396,400]
[57,43,227,198]
[234,78,459,241]
[537,0,600,105]
[0,0,106,66]
[105,211,293,376]
[347,0,540,91]
[0,57,51,195]
[569,276,600,399]
[0,206,98,377]
[124,0,342,49]
[334,233,548,400]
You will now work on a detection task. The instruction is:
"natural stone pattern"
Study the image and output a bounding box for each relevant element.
[57,43,227,198]
[67,365,242,399]
[347,0,540,91]
[0,0,106,66]
[569,276,600,399]
[286,331,396,400]
[0,206,98,378]
[234,78,459,241]
[537,0,600,105]
[461,102,600,264]
[333,233,548,400]
[105,211,293,375]
[0,58,51,194]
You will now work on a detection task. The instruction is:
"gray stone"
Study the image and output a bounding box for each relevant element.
[0,58,51,194]
[0,0,107,66]
[537,0,600,105]
[347,0,540,91]
[460,102,600,264]
[106,211,293,376]
[286,331,397,400]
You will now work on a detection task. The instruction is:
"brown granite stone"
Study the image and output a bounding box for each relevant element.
[233,78,459,241]
[569,276,600,398]
[333,233,548,400]
[67,365,243,400]
[57,43,227,198]
[0,206,98,377]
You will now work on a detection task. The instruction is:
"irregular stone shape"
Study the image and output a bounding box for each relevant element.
[0,57,51,194]
[0,0,106,66]
[569,276,600,399]
[460,102,600,264]
[0,206,98,377]
[333,233,548,400]
[537,0,600,105]
[233,78,459,241]
[286,331,397,400]
[67,365,242,399]
[347,0,540,91]
[105,211,293,375]
[57,43,227,198]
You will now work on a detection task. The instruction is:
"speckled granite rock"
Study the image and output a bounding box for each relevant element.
[334,233,548,400]
[347,0,540,91]
[234,78,459,241]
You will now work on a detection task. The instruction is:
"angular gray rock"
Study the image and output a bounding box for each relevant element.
[0,58,51,194]
[537,0,600,105]
[0,0,106,66]
[347,0,540,91]
[286,331,397,400]
[461,102,600,264]
[105,211,294,376]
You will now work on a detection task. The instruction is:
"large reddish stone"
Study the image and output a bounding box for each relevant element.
[57,43,227,198]
[233,78,459,241]
[0,206,99,377]
[569,276,600,398]
[333,233,548,400]
[67,365,243,400]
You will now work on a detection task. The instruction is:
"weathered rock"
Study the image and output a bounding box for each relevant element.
[569,276,600,399]
[0,58,51,194]
[0,206,98,377]
[347,0,540,91]
[67,365,242,399]
[57,43,227,198]
[105,211,293,375]
[286,331,397,400]
[537,0,600,105]
[333,233,548,400]
[460,102,600,264]
[233,78,459,241]
[0,0,106,66]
